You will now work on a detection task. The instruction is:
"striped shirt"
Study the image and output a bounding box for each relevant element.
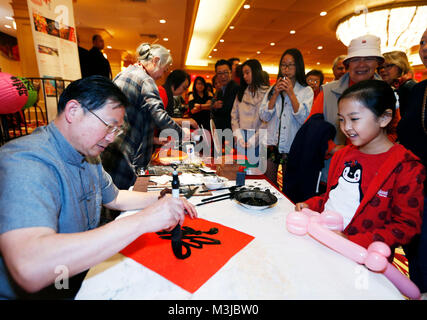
[101,64,182,189]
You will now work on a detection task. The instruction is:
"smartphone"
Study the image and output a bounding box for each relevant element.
[277,76,286,83]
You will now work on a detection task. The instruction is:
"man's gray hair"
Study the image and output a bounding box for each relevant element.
[136,43,172,67]
[332,55,346,68]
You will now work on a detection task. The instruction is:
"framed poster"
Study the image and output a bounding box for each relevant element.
[27,0,81,120]
[27,0,80,80]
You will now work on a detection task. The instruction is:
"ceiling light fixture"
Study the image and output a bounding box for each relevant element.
[336,4,427,64]
[219,39,224,42]
[263,65,279,74]
[256,51,261,54]
[290,30,296,34]
[270,42,275,46]
[320,11,327,16]
[317,46,323,50]
[186,0,246,66]
[159,19,166,24]
[229,25,235,29]
[243,4,250,9]
[163,38,169,41]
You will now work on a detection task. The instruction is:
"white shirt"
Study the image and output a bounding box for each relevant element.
[231,86,269,147]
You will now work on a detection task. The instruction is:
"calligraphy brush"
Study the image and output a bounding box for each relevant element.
[196,196,232,206]
[199,185,238,193]
[201,192,234,202]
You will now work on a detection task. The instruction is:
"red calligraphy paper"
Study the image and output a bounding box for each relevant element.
[120,218,254,293]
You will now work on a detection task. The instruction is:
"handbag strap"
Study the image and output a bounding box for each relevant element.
[276,92,285,147]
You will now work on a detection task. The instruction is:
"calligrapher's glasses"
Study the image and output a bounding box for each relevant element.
[83,106,124,137]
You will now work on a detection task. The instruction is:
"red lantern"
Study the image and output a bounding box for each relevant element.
[0,72,28,114]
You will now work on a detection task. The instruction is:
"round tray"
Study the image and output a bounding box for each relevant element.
[234,187,278,210]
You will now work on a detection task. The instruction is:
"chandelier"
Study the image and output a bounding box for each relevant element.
[336,4,427,64]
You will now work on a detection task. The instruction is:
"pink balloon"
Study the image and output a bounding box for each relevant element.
[300,208,319,217]
[364,251,388,272]
[0,72,28,114]
[383,263,421,300]
[307,218,367,264]
[319,210,344,231]
[286,209,421,299]
[367,241,391,258]
[286,211,309,236]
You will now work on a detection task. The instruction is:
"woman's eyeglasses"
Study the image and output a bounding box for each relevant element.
[280,63,296,69]
[377,63,396,72]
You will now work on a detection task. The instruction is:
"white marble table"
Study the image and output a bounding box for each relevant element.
[75,179,404,300]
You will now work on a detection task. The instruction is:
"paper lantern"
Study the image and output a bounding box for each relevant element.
[18,77,38,109]
[0,72,28,114]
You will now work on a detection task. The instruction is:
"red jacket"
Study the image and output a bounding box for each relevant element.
[305,144,425,251]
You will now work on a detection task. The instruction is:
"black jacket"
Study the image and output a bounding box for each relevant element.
[283,113,336,203]
[211,80,239,130]
[397,79,427,188]
[396,79,417,119]
[397,79,427,293]
[78,46,91,78]
[87,47,112,79]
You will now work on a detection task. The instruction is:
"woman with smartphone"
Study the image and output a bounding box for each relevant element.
[259,48,314,186]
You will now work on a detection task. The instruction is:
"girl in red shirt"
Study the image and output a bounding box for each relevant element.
[296,80,425,255]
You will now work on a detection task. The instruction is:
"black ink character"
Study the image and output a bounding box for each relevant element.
[157,226,221,259]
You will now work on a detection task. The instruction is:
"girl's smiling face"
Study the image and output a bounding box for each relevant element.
[338,97,393,154]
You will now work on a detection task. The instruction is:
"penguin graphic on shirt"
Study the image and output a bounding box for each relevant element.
[324,161,364,228]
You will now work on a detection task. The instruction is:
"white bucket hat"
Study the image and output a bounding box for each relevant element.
[343,34,384,64]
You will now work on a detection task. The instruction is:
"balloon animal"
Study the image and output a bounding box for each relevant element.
[286,208,420,300]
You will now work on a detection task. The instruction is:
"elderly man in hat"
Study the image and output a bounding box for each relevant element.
[306,34,385,185]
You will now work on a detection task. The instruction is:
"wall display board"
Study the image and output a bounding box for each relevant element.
[27,0,80,119]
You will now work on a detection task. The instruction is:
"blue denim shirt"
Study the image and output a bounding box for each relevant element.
[259,82,314,153]
[0,122,119,299]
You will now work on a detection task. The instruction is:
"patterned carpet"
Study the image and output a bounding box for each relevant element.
[393,247,410,277]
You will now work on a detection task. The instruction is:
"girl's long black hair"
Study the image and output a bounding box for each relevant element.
[277,48,307,86]
[338,79,396,119]
[237,59,266,102]
[162,69,190,112]
[192,76,208,100]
